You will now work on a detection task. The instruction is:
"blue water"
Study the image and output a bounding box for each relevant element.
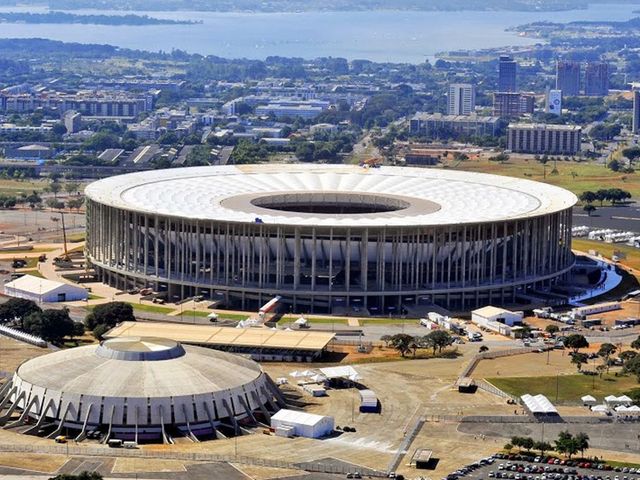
[0,3,636,62]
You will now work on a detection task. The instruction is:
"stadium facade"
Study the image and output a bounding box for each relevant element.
[0,337,283,442]
[84,165,577,312]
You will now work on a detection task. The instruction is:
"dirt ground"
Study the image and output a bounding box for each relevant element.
[472,349,582,378]
[0,452,68,473]
[111,457,189,473]
[0,336,49,378]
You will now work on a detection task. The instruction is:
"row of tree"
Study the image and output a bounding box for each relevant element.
[380,331,453,357]
[508,431,590,459]
[579,188,632,206]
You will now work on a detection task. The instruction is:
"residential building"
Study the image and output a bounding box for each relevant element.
[556,60,581,96]
[546,89,562,116]
[498,55,517,92]
[447,83,476,116]
[507,123,582,155]
[410,113,501,138]
[493,92,535,117]
[584,62,609,96]
[63,111,82,134]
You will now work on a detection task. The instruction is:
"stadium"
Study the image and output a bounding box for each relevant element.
[84,164,577,313]
[0,337,283,442]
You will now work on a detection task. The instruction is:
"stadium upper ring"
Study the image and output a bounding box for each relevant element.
[84,164,577,227]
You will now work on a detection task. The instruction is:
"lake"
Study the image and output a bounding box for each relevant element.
[0,4,636,62]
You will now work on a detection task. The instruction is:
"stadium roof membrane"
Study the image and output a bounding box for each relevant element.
[84,164,577,228]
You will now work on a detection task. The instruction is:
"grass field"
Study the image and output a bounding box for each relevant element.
[132,303,175,314]
[19,269,44,278]
[0,179,48,195]
[572,238,640,272]
[488,373,639,405]
[450,157,640,198]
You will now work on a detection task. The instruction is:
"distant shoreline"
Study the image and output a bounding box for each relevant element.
[0,11,200,25]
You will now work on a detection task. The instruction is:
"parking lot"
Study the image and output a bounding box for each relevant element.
[446,453,640,480]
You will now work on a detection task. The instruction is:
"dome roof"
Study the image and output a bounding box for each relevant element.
[16,337,264,398]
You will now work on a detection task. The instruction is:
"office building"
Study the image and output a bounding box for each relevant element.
[633,90,640,134]
[448,83,476,116]
[584,62,609,96]
[546,90,562,116]
[493,92,535,117]
[507,123,582,155]
[498,55,517,93]
[410,113,502,138]
[556,61,581,96]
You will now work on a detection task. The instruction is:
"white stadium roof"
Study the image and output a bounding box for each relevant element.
[85,164,577,228]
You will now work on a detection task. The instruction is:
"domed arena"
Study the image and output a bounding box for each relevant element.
[0,337,284,443]
[84,164,577,313]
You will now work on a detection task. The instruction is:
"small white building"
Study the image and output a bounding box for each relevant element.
[4,275,88,303]
[471,306,523,336]
[270,409,334,438]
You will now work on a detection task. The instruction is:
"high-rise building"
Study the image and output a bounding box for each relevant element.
[493,92,535,117]
[546,90,563,116]
[507,123,582,155]
[633,90,640,134]
[556,61,581,96]
[584,62,609,96]
[63,110,82,133]
[498,55,517,93]
[448,83,476,115]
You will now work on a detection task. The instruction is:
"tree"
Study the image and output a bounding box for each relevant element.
[631,335,640,350]
[390,333,414,357]
[534,441,552,456]
[48,181,62,198]
[69,321,85,342]
[479,345,489,353]
[64,181,80,195]
[92,323,111,341]
[623,355,640,382]
[66,197,84,212]
[597,343,617,372]
[85,301,135,330]
[579,191,597,204]
[575,432,590,457]
[564,334,589,353]
[50,472,103,480]
[424,330,452,354]
[619,350,638,365]
[583,204,596,217]
[23,308,75,343]
[545,324,559,335]
[571,352,589,372]
[380,334,392,347]
[555,431,579,458]
[0,298,41,327]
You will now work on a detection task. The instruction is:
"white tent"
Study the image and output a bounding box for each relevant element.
[581,395,597,406]
[319,365,361,382]
[271,409,334,438]
[521,394,558,414]
[605,395,632,406]
[294,317,308,326]
[4,275,88,303]
[591,404,609,413]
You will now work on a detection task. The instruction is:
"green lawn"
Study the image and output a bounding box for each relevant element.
[132,303,175,314]
[572,238,640,272]
[0,178,48,195]
[360,317,421,325]
[19,269,44,278]
[487,373,640,405]
[451,157,640,198]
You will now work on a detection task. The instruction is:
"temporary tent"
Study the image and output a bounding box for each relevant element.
[590,405,610,414]
[319,365,361,382]
[270,409,334,438]
[605,395,633,406]
[521,394,558,415]
[4,274,88,303]
[359,389,379,413]
[581,395,597,406]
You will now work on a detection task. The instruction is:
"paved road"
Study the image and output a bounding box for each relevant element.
[573,204,640,232]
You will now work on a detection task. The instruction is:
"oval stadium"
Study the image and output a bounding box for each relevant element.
[84,164,577,313]
[1,337,282,442]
